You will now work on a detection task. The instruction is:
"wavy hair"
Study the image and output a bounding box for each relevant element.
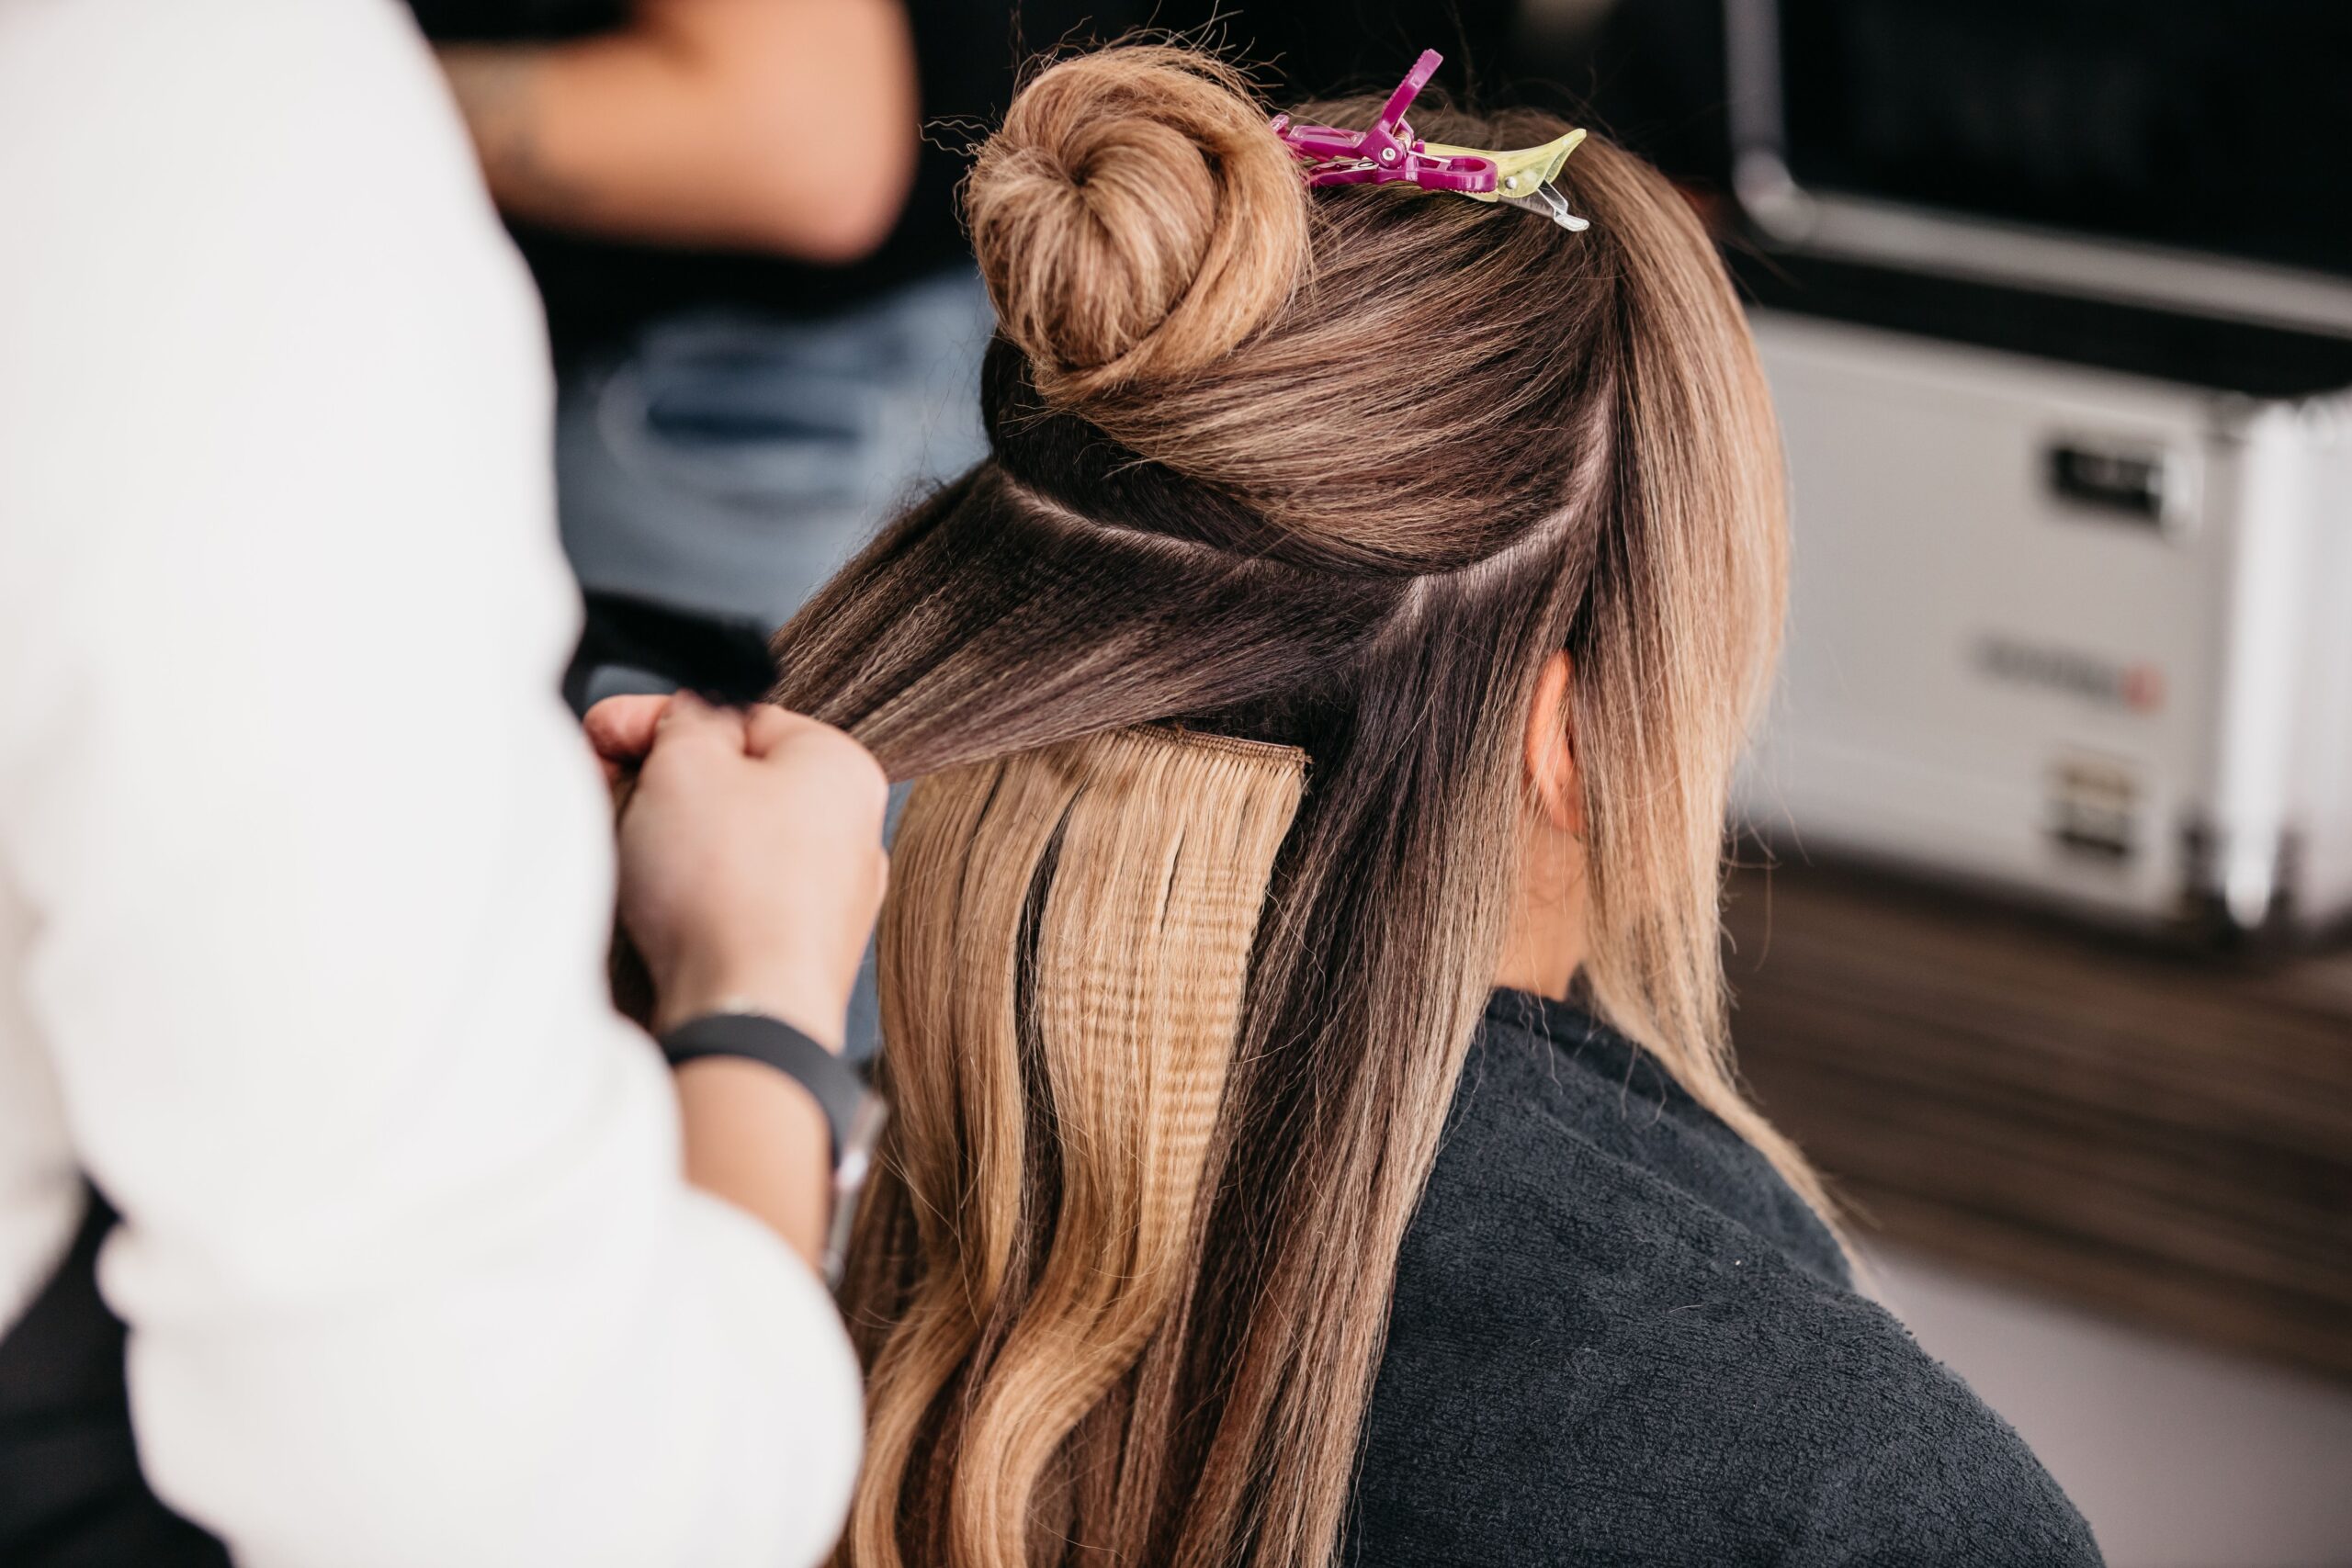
[765,44,1820,1568]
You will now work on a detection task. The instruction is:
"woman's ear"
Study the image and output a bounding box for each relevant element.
[1524,650,1581,836]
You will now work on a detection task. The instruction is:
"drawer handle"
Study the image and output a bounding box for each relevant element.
[2047,441,2170,524]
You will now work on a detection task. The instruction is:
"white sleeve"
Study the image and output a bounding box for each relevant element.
[0,4,860,1566]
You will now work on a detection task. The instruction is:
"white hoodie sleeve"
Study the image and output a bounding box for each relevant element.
[0,3,860,1564]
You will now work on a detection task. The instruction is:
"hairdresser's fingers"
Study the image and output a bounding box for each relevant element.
[614,694,888,1045]
[582,694,673,767]
[741,704,879,778]
[738,701,829,760]
[743,705,890,840]
[645,686,753,761]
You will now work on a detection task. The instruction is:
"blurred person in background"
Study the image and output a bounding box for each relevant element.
[0,2,892,1562]
[413,0,993,640]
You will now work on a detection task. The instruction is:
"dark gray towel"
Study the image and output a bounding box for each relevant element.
[1349,989,2101,1566]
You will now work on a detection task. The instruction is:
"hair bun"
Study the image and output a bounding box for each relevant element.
[966,47,1308,400]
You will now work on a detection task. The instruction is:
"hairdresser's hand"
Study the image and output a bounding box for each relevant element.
[586,692,888,1050]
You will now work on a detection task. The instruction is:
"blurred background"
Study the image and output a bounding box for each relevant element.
[411,3,2351,1562]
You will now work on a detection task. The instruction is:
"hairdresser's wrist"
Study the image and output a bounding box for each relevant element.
[652,960,849,1054]
[672,1055,834,1268]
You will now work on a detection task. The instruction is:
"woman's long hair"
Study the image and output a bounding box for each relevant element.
[766,45,1819,1568]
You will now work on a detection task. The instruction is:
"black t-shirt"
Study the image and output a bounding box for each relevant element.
[1351,990,2103,1565]
[403,2,1517,360]
[0,1193,231,1566]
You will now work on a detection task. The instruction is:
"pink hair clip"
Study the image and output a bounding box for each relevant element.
[1271,50,1590,231]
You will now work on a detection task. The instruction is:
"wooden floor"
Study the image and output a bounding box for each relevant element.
[1721,861,2352,1382]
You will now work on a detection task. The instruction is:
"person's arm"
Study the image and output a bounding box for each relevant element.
[438,0,918,257]
[0,4,865,1565]
[588,692,888,1267]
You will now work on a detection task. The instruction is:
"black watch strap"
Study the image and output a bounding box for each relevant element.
[659,1013,864,1173]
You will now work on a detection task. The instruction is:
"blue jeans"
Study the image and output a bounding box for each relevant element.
[555,269,995,630]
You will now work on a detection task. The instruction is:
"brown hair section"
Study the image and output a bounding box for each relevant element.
[967,47,1307,399]
[769,41,1822,1568]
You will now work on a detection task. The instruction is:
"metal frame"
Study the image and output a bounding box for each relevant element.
[1723,0,2352,341]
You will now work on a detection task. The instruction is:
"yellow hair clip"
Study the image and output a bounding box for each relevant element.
[1271,51,1592,233]
[1421,130,1589,231]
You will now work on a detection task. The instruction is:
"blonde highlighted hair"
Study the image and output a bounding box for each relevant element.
[765,42,1821,1568]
